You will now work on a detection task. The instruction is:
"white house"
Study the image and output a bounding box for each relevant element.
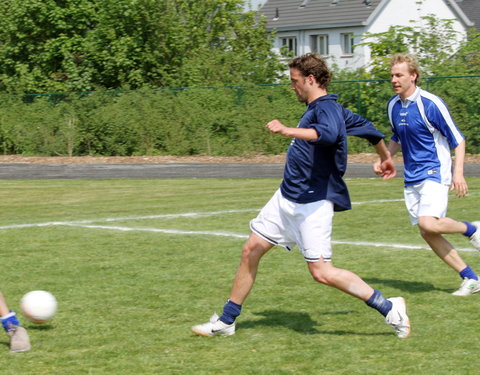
[455,0,480,31]
[257,0,474,70]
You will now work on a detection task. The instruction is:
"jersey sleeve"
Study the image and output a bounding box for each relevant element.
[424,97,464,149]
[307,107,341,146]
[342,107,384,145]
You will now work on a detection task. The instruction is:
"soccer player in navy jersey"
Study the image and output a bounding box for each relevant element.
[192,53,410,339]
[374,53,480,296]
[0,291,30,352]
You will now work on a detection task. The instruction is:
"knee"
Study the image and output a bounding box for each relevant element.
[240,240,268,262]
[418,218,440,235]
[241,242,255,259]
[309,267,331,285]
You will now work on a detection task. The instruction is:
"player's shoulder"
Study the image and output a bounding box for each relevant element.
[418,89,443,103]
[387,94,400,104]
[417,88,448,110]
[387,95,400,112]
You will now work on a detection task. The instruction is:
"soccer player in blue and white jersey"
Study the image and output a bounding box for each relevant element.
[192,53,410,339]
[375,53,480,296]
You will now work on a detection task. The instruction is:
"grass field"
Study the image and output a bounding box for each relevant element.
[1,176,480,374]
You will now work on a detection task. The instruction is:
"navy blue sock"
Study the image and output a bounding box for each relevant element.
[463,222,477,237]
[365,289,392,317]
[459,265,478,281]
[219,300,242,324]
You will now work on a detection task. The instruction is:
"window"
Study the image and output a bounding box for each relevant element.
[310,35,329,56]
[281,37,297,56]
[341,33,354,55]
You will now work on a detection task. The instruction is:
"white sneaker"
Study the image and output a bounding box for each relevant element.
[7,325,31,352]
[452,277,480,296]
[468,221,480,250]
[385,297,410,339]
[191,313,235,337]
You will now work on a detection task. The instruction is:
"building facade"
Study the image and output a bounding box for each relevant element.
[257,0,474,70]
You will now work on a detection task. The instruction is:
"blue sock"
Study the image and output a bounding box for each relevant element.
[365,289,392,317]
[219,300,242,324]
[463,222,477,237]
[1,311,20,332]
[459,265,478,281]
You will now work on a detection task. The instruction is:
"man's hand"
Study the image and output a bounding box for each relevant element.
[373,158,396,180]
[266,120,318,141]
[451,172,468,198]
[266,119,289,136]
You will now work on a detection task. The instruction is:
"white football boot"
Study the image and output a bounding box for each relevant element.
[385,297,410,339]
[469,222,480,251]
[452,277,480,296]
[7,325,31,352]
[191,313,235,337]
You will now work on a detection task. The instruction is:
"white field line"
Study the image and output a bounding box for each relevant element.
[1,198,477,252]
[61,223,249,239]
[58,223,476,253]
[352,198,404,205]
[0,209,259,230]
[0,199,401,230]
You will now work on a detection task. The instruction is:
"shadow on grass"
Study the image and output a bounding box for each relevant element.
[239,310,390,337]
[25,324,55,331]
[364,277,450,293]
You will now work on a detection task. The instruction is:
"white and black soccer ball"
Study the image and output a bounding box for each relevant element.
[20,290,57,324]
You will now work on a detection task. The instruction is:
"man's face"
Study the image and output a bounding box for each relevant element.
[290,68,310,103]
[391,62,417,99]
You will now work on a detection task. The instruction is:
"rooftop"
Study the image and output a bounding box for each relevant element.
[259,0,383,30]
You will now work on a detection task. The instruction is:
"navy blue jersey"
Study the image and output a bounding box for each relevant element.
[280,94,384,211]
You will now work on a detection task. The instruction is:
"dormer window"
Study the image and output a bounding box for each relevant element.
[299,0,310,8]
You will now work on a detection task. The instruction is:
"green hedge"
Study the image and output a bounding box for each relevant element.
[1,76,479,156]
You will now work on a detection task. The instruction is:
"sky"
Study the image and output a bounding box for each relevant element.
[243,0,267,11]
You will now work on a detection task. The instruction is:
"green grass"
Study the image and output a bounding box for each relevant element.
[1,177,480,374]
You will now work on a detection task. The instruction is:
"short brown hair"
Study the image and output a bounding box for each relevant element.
[390,53,421,84]
[288,53,332,90]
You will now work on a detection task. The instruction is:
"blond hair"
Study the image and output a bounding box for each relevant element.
[390,53,420,84]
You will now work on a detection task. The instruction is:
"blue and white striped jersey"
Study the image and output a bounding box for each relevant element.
[387,87,464,186]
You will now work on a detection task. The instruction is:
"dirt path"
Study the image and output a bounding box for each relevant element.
[2,153,480,165]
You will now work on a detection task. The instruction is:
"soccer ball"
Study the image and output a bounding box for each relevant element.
[20,290,57,324]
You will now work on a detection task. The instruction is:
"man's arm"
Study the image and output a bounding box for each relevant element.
[451,139,468,198]
[265,119,318,140]
[343,107,384,144]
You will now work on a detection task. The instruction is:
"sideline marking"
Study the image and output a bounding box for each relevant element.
[2,201,477,252]
[0,209,258,230]
[62,223,249,239]
[0,199,403,230]
[59,223,477,253]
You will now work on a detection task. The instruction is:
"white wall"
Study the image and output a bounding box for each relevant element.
[272,26,366,70]
[269,0,469,71]
[362,0,468,67]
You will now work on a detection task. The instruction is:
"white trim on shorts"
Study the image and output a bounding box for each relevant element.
[250,189,333,262]
[404,179,449,225]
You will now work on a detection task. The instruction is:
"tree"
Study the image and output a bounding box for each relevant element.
[352,15,480,153]
[0,0,285,93]
[0,0,99,93]
[359,15,465,78]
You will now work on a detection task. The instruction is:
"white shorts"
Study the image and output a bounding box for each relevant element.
[250,189,333,262]
[404,179,449,225]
